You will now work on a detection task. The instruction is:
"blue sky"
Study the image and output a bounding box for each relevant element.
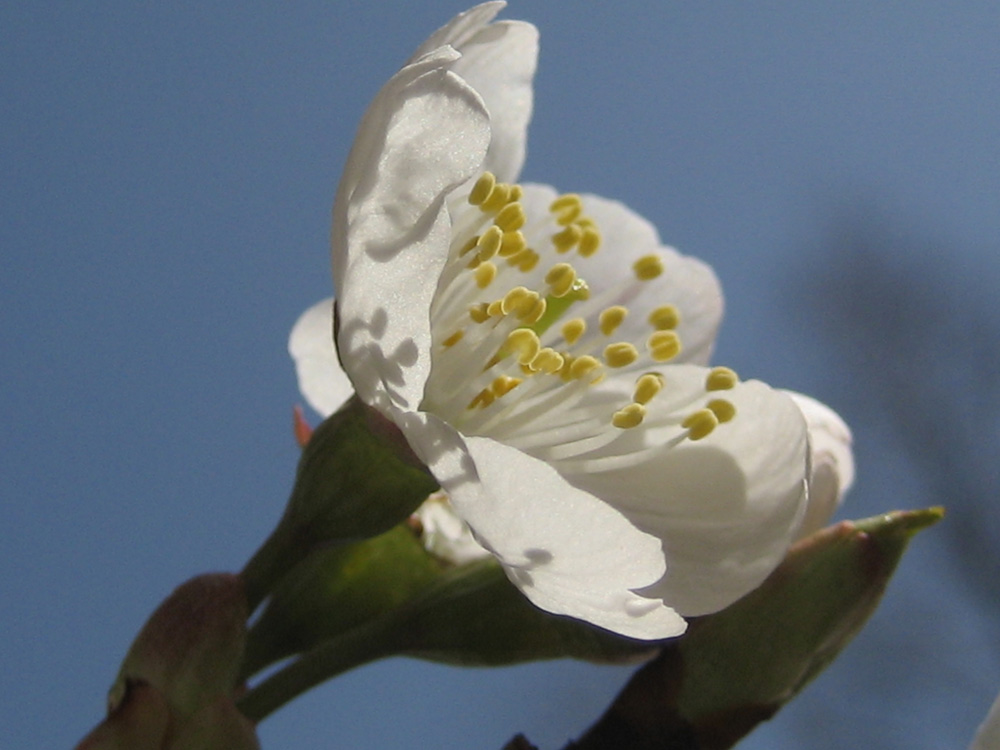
[3,2,999,748]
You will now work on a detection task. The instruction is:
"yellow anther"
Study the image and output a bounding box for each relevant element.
[499,230,526,257]
[486,299,504,317]
[458,235,480,257]
[495,202,526,232]
[468,172,496,206]
[492,375,522,398]
[469,303,491,323]
[648,304,680,330]
[551,224,583,253]
[561,317,586,345]
[545,263,578,298]
[648,330,681,362]
[475,261,498,289]
[599,305,628,336]
[706,366,739,391]
[521,298,547,325]
[612,403,646,429]
[442,330,464,348]
[476,226,503,261]
[480,183,513,213]
[633,373,664,405]
[529,348,565,374]
[550,194,583,225]
[467,388,496,410]
[682,408,718,441]
[569,355,602,381]
[633,254,665,281]
[501,286,532,316]
[508,184,523,202]
[505,328,541,365]
[604,342,639,368]
[707,398,737,423]
[578,226,601,257]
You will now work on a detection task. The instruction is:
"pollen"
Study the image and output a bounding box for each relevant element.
[707,398,737,423]
[521,298,547,325]
[505,328,541,365]
[529,347,565,374]
[545,263,578,297]
[475,261,498,289]
[706,366,739,391]
[561,317,586,345]
[612,403,646,429]
[599,305,628,336]
[682,408,719,441]
[648,305,680,330]
[476,226,503,262]
[550,193,583,225]
[468,172,496,206]
[578,226,601,257]
[648,330,681,362]
[495,202,526,232]
[442,330,464,348]
[469,303,490,323]
[633,372,664,404]
[569,355,602,381]
[499,230,526,257]
[604,342,639,368]
[633,254,664,281]
[551,224,583,254]
[480,183,514,213]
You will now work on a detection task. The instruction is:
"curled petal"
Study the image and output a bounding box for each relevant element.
[399,409,687,638]
[289,298,353,418]
[333,48,491,411]
[786,390,855,538]
[411,2,537,182]
[576,378,809,616]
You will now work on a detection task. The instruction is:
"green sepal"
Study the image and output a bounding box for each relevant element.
[241,395,439,610]
[394,558,656,666]
[241,524,444,678]
[568,508,944,750]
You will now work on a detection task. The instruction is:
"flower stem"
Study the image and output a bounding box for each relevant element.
[237,615,399,722]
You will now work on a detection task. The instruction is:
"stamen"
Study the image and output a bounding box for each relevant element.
[505,329,541,365]
[633,373,664,404]
[599,305,628,336]
[561,318,586,345]
[682,408,719,440]
[604,342,639,368]
[529,348,565,374]
[633,254,664,281]
[475,261,498,289]
[480,183,513,213]
[495,202,526,232]
[469,303,490,323]
[550,194,583,225]
[648,305,680,330]
[706,366,739,391]
[707,398,737,423]
[578,226,601,257]
[442,330,464,348]
[545,263,578,298]
[648,330,681,362]
[468,172,496,206]
[612,403,646,429]
[499,230,526,257]
[552,225,583,253]
[569,355,602,381]
[476,226,503,262]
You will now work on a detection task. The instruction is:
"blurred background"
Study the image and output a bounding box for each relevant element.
[3,2,998,748]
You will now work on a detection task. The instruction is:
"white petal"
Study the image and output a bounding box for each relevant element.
[574,192,724,366]
[411,494,491,566]
[332,47,491,412]
[411,3,537,183]
[398,410,686,638]
[785,391,855,539]
[288,298,354,417]
[575,378,808,616]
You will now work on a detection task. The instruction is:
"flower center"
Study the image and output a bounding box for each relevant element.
[421,172,738,463]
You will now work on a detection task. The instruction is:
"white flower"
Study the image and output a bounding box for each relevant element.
[785,391,855,539]
[290,2,814,639]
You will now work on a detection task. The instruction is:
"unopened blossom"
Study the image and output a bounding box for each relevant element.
[291,2,816,638]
